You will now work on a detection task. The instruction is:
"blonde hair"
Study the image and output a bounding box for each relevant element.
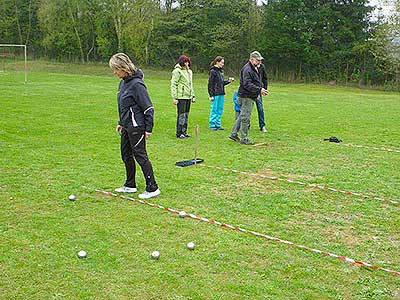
[109,53,137,76]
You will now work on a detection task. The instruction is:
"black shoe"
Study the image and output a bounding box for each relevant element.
[229,134,240,142]
[217,127,225,130]
[239,139,255,145]
[184,133,191,138]
[177,134,186,139]
[210,127,218,131]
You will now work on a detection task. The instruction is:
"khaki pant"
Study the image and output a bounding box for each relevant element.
[231,97,254,141]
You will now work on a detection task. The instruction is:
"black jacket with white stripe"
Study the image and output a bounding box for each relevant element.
[117,69,154,133]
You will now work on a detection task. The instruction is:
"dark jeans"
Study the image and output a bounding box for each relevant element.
[255,95,266,129]
[120,128,158,192]
[176,99,191,136]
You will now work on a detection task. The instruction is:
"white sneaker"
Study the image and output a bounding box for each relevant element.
[139,188,161,199]
[261,126,267,133]
[114,186,137,193]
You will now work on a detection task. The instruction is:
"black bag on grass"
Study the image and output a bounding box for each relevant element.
[324,136,342,143]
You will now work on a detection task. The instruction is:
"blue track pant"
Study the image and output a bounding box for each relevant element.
[209,95,224,128]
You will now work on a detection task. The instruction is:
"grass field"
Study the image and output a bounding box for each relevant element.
[1,61,399,299]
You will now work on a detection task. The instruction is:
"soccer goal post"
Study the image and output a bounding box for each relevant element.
[0,44,27,84]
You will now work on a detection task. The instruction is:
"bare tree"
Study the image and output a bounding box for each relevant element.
[14,0,23,44]
[67,0,85,62]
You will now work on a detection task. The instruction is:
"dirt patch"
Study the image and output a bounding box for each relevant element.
[240,175,284,194]
[209,184,244,199]
[257,168,321,181]
[234,168,323,194]
[394,287,400,300]
[288,211,362,247]
[321,224,360,247]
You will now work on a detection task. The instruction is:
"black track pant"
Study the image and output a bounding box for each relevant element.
[120,128,158,192]
[176,99,191,136]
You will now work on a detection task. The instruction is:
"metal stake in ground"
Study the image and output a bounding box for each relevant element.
[175,124,204,167]
[194,124,203,164]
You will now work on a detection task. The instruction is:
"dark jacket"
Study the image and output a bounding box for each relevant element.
[259,63,268,89]
[117,69,154,133]
[208,66,230,97]
[238,62,262,99]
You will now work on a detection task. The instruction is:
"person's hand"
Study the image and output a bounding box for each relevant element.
[261,88,269,96]
[191,96,196,103]
[172,99,178,105]
[228,77,234,83]
[116,124,123,135]
[145,132,152,139]
[210,96,214,101]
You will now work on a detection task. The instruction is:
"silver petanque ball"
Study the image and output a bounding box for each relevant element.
[77,250,87,258]
[151,251,160,259]
[186,242,195,250]
[68,194,76,201]
[178,211,187,218]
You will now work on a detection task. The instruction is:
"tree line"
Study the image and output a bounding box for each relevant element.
[0,0,399,88]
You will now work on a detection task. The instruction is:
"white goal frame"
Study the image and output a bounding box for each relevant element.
[0,44,27,83]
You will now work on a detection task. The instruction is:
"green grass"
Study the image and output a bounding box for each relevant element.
[0,62,399,300]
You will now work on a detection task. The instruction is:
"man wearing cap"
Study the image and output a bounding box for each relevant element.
[229,51,269,145]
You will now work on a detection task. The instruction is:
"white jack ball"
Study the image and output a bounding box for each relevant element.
[178,211,187,218]
[77,250,87,258]
[186,242,195,250]
[68,194,76,201]
[151,251,160,259]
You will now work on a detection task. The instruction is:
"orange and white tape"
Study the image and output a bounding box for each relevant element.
[199,164,399,206]
[341,143,400,153]
[95,189,400,276]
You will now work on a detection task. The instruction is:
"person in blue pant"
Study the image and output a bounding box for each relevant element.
[208,56,233,130]
[232,90,241,118]
[255,62,268,132]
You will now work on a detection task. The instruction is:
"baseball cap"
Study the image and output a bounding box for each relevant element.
[250,51,264,60]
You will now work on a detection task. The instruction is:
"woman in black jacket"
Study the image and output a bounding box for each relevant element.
[109,53,160,199]
[208,56,233,130]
